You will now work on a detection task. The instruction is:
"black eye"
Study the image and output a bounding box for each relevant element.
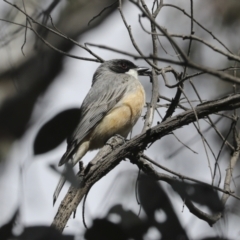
[121,62,127,69]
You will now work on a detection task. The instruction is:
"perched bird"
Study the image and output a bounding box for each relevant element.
[53,59,149,204]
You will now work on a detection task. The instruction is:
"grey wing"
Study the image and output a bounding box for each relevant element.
[59,76,127,165]
[71,85,126,143]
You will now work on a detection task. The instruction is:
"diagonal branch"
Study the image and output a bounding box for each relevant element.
[52,92,240,232]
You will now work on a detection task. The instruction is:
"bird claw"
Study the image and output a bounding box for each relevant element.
[114,134,127,143]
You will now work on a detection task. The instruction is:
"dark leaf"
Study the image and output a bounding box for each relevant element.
[171,181,224,213]
[19,226,73,240]
[108,204,148,239]
[0,94,34,139]
[85,219,127,240]
[34,108,80,155]
[85,205,149,240]
[200,238,229,240]
[138,175,189,240]
[0,209,18,240]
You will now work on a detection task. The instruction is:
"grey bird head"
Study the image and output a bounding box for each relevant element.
[106,59,149,75]
[92,59,149,85]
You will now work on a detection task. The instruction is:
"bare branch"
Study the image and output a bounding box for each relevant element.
[140,0,160,132]
[118,0,158,69]
[162,3,232,53]
[130,0,240,85]
[52,93,240,231]
[3,0,104,62]
[88,0,118,26]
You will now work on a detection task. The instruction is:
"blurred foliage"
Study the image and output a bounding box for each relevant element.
[0,209,74,240]
[34,108,80,155]
[85,176,190,240]
[210,1,240,26]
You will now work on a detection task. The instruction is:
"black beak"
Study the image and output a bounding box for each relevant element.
[136,67,151,76]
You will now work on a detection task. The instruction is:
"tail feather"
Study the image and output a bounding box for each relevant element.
[53,175,66,205]
[58,144,76,166]
[53,141,90,205]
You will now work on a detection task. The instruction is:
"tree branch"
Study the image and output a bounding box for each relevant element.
[52,92,240,231]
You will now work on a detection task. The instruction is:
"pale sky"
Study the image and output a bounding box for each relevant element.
[0,1,239,239]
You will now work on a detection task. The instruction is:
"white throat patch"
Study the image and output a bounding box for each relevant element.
[125,69,138,79]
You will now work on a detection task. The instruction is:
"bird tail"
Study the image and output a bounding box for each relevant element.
[53,141,90,205]
[58,144,75,166]
[53,174,66,205]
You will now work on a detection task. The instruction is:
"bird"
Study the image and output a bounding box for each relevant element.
[53,59,149,204]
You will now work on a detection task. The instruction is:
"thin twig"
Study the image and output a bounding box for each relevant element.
[118,0,158,69]
[130,0,240,85]
[141,154,240,201]
[88,1,118,26]
[3,0,104,62]
[140,0,160,132]
[179,86,214,179]
[162,3,232,53]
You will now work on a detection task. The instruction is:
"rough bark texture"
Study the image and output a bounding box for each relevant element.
[52,92,240,232]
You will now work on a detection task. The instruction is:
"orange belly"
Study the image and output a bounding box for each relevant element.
[89,85,145,149]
